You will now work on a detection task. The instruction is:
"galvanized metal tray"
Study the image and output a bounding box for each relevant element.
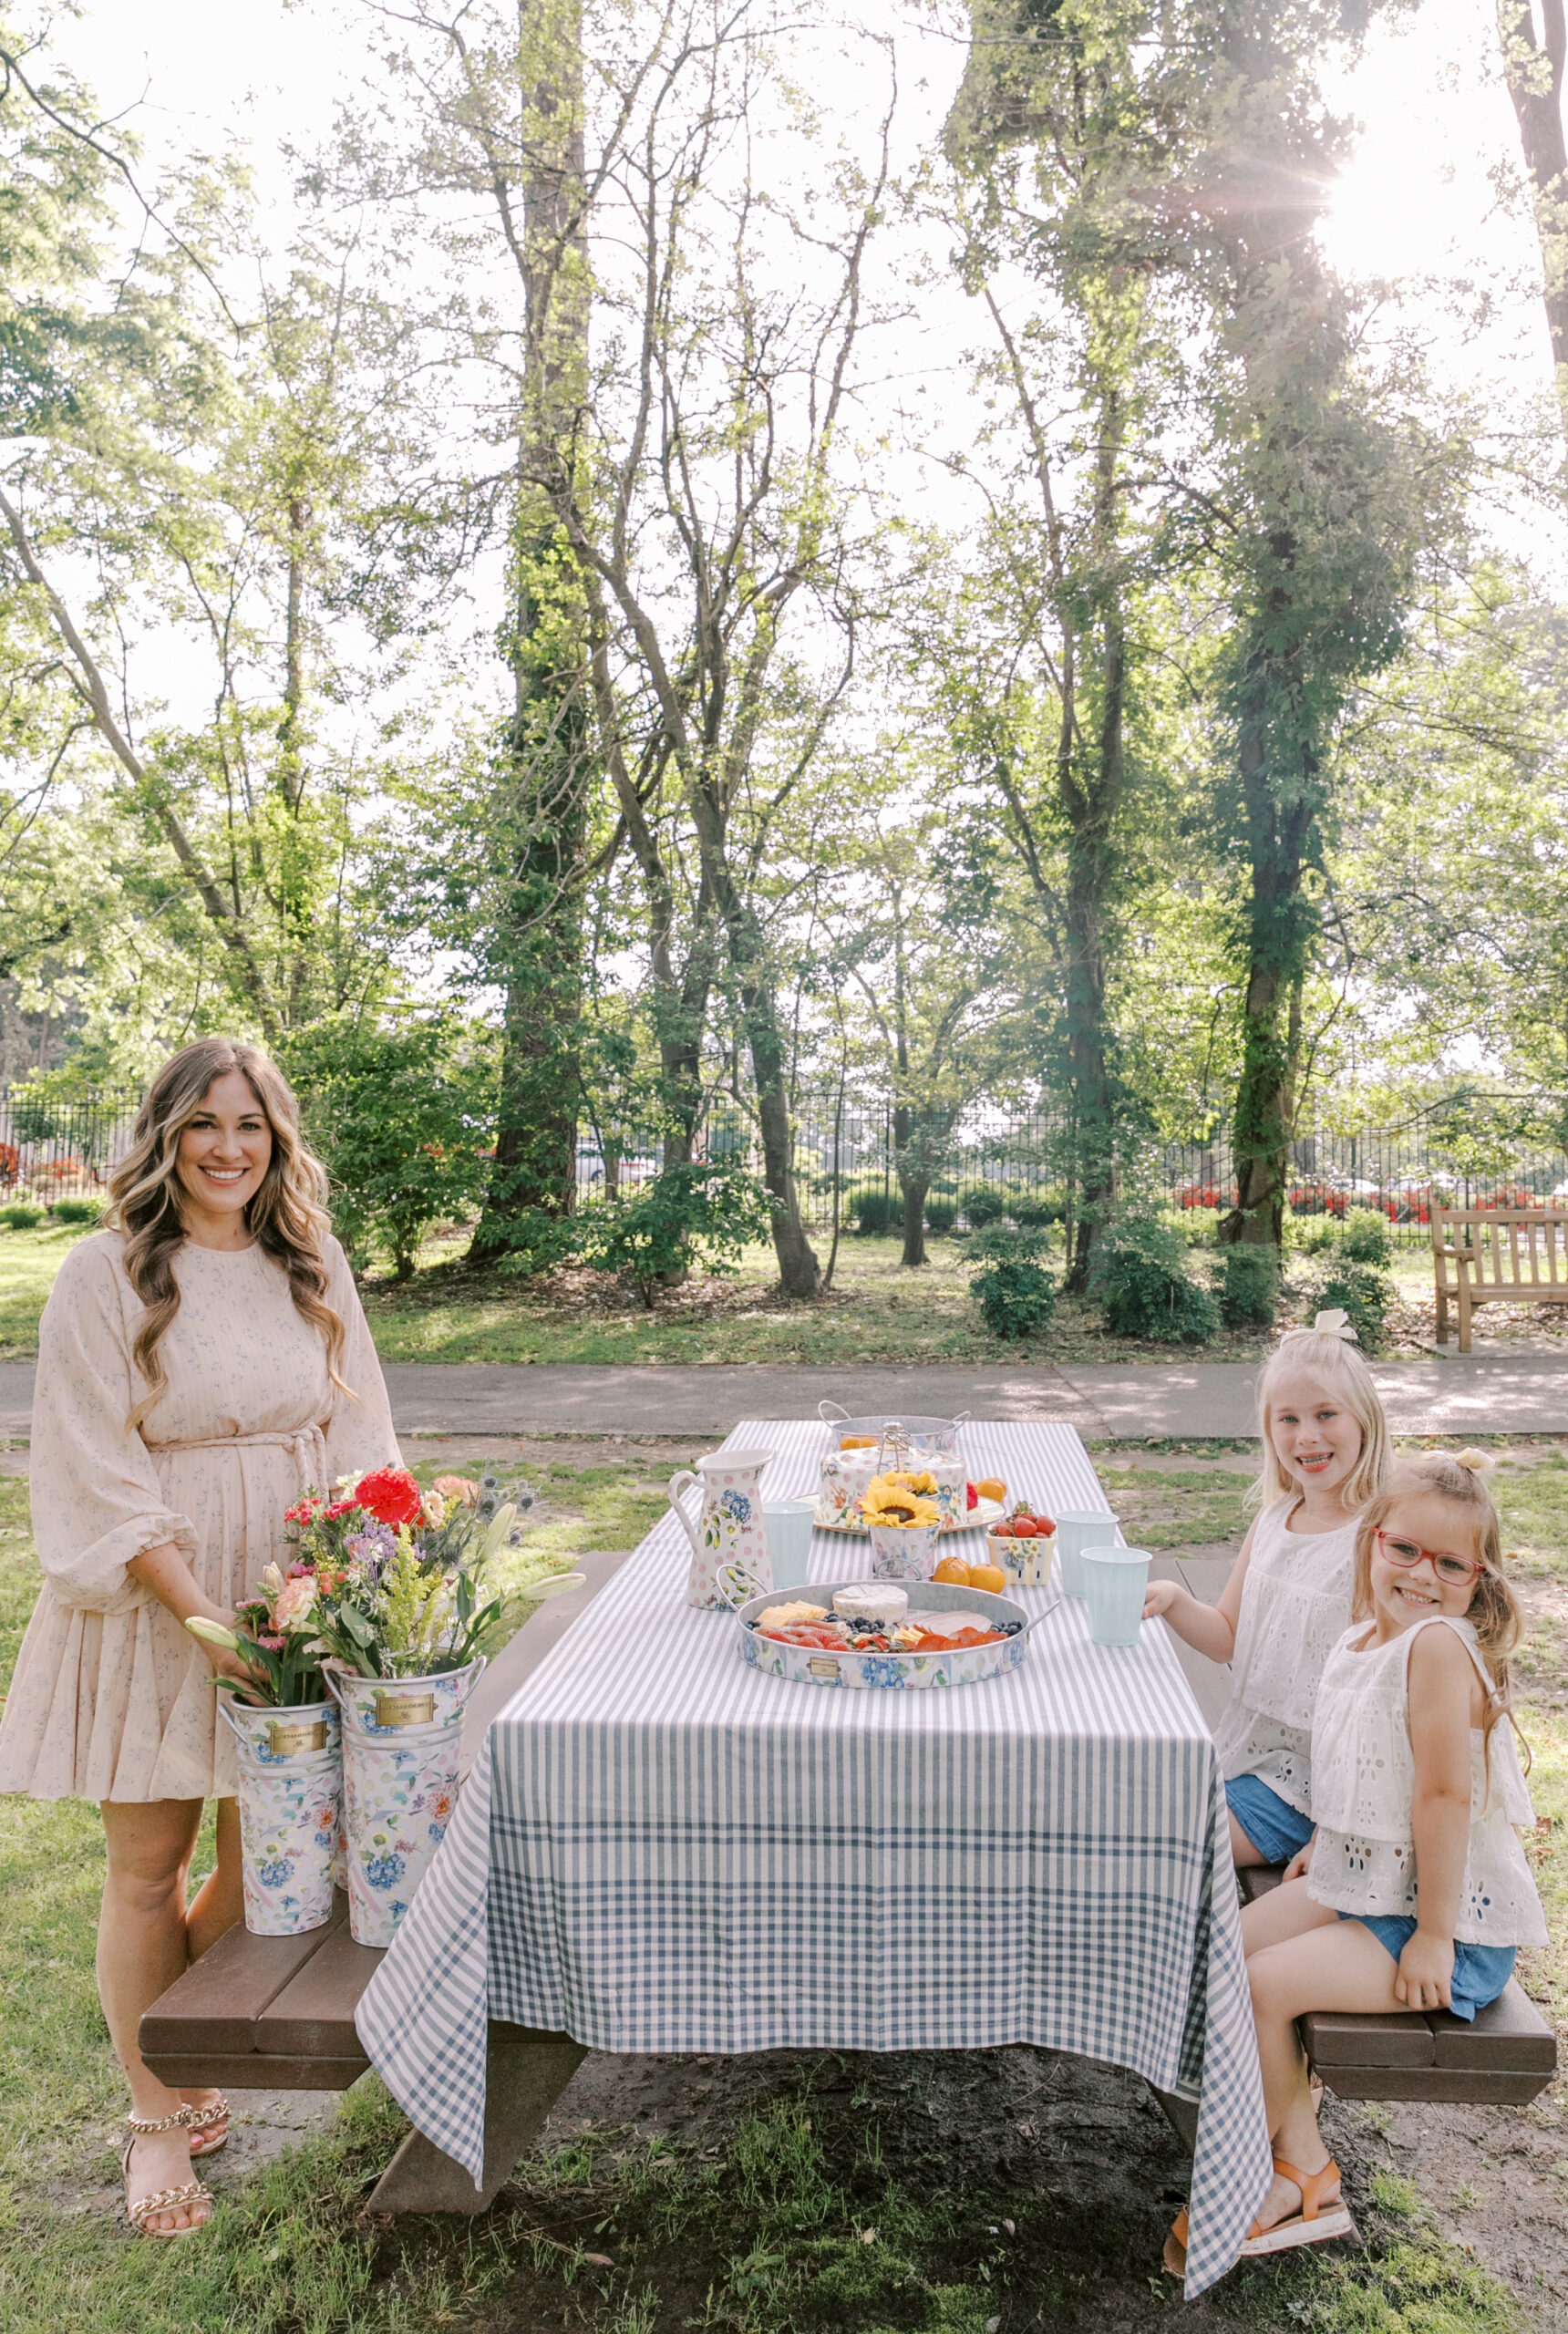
[736,1578,1056,1691]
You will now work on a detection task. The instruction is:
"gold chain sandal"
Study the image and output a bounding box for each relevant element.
[181,2091,231,2157]
[122,2112,213,2238]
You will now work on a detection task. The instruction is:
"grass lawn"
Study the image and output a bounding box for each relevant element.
[0,1220,94,1358]
[4,1459,1565,2329]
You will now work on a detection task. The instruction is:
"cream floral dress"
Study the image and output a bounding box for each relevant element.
[0,1230,398,1802]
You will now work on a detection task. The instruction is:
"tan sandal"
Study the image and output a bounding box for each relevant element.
[181,2091,231,2157]
[1239,2155,1354,2256]
[122,2112,213,2238]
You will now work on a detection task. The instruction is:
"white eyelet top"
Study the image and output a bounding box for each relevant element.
[1306,1614,1546,1947]
[1212,1494,1359,1815]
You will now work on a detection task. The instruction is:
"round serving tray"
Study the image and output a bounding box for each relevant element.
[811,1494,1005,1536]
[736,1578,1047,1691]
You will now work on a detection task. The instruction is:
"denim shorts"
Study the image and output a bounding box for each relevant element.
[1336,1912,1517,2022]
[1226,1774,1315,1866]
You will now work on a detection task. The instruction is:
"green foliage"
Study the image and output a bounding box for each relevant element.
[579,1163,774,1306]
[281,1016,495,1279]
[1089,1215,1221,1344]
[923,1195,957,1234]
[1221,1244,1279,1327]
[849,1185,899,1234]
[0,1204,45,1231]
[1012,1190,1065,1226]
[958,1181,1006,1226]
[1341,1206,1395,1266]
[1305,1259,1395,1354]
[970,1253,1057,1340]
[47,1196,101,1225]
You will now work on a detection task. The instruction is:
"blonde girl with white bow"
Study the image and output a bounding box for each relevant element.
[1143,1309,1390,1872]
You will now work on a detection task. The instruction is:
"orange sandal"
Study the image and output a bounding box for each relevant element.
[1163,2156,1353,2277]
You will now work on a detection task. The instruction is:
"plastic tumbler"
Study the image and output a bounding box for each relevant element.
[762,1498,819,1589]
[1054,1511,1117,1599]
[1081,1545,1151,1647]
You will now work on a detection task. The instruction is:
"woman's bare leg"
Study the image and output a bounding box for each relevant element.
[1244,1889,1405,2232]
[187,1796,242,1958]
[98,1798,211,2234]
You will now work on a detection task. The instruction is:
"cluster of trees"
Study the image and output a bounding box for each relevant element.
[3,0,1567,1292]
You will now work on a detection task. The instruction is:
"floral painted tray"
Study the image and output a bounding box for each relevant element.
[736,1578,1046,1690]
[811,1494,1006,1537]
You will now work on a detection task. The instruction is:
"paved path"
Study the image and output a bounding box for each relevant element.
[6,1353,1568,1441]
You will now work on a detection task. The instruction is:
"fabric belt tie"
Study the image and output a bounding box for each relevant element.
[145,1423,331,1496]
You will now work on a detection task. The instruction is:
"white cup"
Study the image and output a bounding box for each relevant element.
[762,1498,818,1588]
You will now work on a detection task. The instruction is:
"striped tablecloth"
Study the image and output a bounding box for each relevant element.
[357,1420,1269,2294]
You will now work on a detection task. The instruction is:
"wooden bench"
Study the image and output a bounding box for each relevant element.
[1239,1866,1557,2104]
[1432,1205,1568,1352]
[139,1549,634,2214]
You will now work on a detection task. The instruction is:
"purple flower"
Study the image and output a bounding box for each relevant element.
[345,1523,397,1579]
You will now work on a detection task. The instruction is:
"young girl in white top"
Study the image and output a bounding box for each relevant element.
[1144,1309,1390,1870]
[1232,1452,1544,2257]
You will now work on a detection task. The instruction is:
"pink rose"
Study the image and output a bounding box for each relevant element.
[274,1574,319,1629]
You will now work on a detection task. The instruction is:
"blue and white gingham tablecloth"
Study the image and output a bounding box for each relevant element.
[357,1420,1270,2293]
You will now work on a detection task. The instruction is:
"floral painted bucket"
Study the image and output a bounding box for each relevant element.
[324,1656,486,1740]
[336,1709,463,1947]
[868,1520,941,1582]
[219,1692,339,1763]
[220,1705,340,1936]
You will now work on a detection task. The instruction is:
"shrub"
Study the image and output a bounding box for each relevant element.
[1340,1207,1394,1267]
[1088,1214,1221,1344]
[579,1163,774,1306]
[50,1195,103,1225]
[959,1182,1006,1226]
[923,1196,957,1234]
[282,1015,496,1279]
[1305,1259,1393,1354]
[1220,1244,1279,1327]
[1013,1190,1066,1227]
[965,1227,1057,1340]
[849,1185,898,1235]
[0,1203,45,1230]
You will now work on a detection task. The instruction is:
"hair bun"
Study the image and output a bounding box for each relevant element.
[1454,1448,1497,1475]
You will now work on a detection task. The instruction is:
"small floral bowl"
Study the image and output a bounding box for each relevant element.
[986,1528,1056,1589]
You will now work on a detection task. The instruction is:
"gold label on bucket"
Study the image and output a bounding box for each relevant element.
[375,1689,436,1729]
[807,1656,841,1680]
[268,1719,328,1756]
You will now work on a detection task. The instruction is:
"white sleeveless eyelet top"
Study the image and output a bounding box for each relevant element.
[1212,1495,1358,1814]
[1306,1614,1546,1947]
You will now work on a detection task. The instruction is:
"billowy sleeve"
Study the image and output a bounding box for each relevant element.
[30,1236,197,1612]
[320,1236,401,1485]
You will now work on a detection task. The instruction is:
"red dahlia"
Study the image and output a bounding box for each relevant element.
[352,1466,424,1529]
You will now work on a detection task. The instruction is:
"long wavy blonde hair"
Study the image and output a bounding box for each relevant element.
[106,1039,352,1430]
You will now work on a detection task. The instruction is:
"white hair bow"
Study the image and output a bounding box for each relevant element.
[1280,1307,1359,1345]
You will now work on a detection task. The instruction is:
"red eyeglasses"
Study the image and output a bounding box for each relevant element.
[1374,1528,1488,1589]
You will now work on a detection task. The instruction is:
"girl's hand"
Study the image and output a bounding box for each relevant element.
[1394,1930,1455,2012]
[1282,1838,1315,1882]
[1142,1578,1184,1621]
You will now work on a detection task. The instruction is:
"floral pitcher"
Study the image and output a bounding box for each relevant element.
[669,1448,775,1608]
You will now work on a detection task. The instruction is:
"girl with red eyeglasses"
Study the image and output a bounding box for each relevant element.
[1221,1451,1544,2260]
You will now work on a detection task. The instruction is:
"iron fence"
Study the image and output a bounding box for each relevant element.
[0,1090,142,1203]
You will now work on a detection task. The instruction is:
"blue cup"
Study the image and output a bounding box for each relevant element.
[1054,1511,1117,1600]
[1081,1545,1150,1647]
[762,1498,819,1589]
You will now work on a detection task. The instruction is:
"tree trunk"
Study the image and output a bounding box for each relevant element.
[1498,0,1568,435]
[900,1174,929,1267]
[717,873,820,1296]
[472,0,592,1256]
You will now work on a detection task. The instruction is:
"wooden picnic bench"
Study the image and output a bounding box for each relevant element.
[1239,1866,1557,2104]
[139,1548,634,2214]
[1432,1205,1568,1352]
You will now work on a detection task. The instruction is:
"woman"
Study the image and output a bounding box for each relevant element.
[0,1039,398,2236]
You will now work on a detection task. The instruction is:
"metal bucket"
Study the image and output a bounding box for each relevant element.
[336,1707,463,1947]
[219,1702,340,1936]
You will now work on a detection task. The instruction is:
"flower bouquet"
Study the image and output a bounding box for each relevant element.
[858,1471,944,1582]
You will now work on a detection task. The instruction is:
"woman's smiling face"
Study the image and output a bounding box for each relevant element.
[1267,1371,1364,1497]
[175,1069,273,1229]
[1367,1490,1483,1631]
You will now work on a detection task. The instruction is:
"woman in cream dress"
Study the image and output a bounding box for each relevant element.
[0,1039,398,2236]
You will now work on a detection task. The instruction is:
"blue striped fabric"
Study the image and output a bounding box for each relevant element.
[357,1420,1270,2295]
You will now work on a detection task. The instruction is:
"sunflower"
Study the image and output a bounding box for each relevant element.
[860,1475,942,1528]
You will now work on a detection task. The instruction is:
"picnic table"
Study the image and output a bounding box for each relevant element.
[355,1420,1272,2296]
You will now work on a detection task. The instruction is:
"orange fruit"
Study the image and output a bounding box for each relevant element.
[967,1563,1007,1596]
[975,1477,1006,1503]
[840,1436,878,1451]
[932,1555,972,1586]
